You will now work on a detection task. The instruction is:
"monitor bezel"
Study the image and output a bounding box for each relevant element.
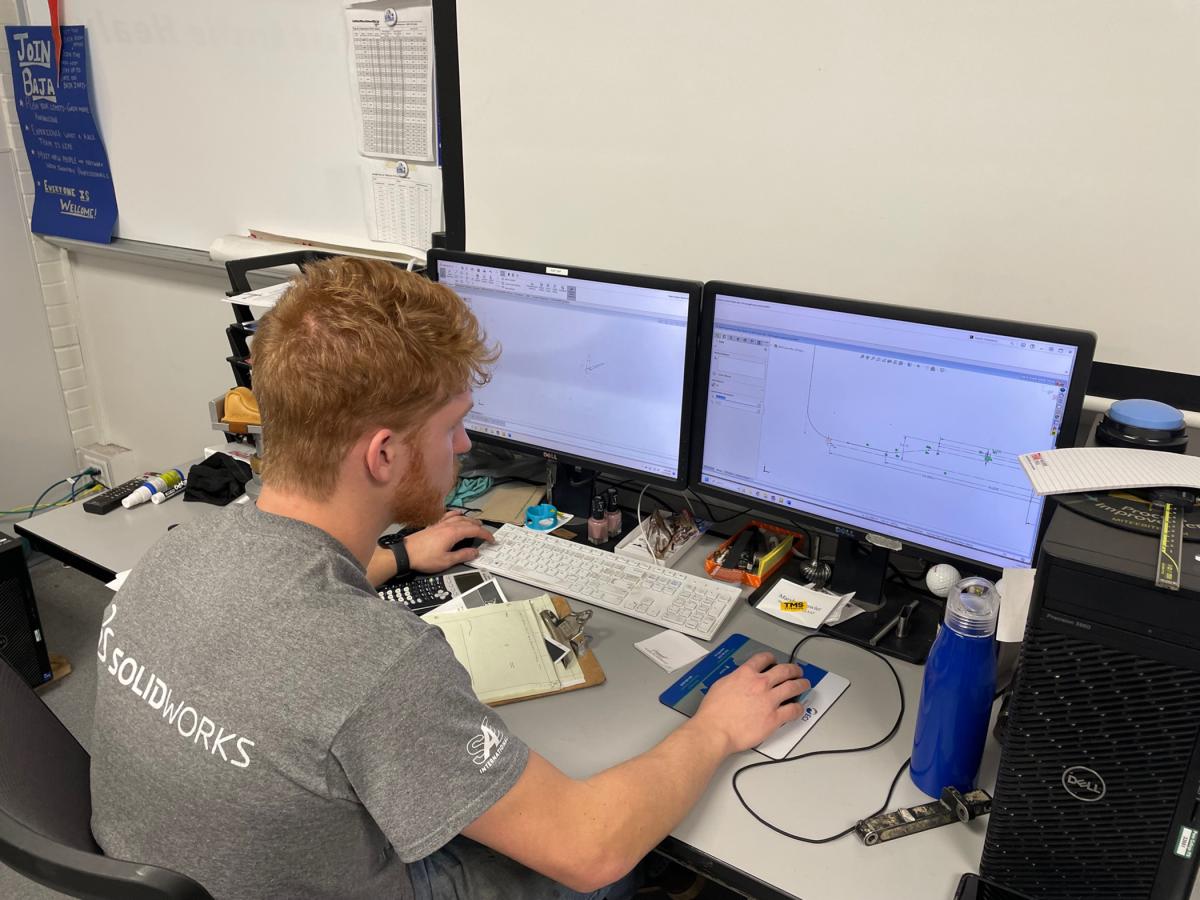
[427,249,703,489]
[688,280,1097,573]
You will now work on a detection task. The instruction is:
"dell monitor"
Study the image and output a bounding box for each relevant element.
[692,281,1095,622]
[427,250,701,490]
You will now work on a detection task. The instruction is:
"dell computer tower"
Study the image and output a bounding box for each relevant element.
[981,500,1200,899]
[0,532,52,687]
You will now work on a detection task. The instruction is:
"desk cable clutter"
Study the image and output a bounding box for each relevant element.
[726,631,1000,846]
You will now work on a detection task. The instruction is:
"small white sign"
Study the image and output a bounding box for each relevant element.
[754,578,861,629]
[1175,826,1197,859]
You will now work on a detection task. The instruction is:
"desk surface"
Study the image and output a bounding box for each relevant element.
[21,500,1195,900]
[495,538,993,900]
[15,493,220,582]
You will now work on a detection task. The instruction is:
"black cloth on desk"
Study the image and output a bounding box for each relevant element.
[184,453,252,506]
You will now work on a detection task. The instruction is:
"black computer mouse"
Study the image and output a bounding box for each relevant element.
[763,662,804,704]
[451,536,484,553]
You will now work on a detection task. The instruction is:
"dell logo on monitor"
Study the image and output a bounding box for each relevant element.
[1062,766,1106,802]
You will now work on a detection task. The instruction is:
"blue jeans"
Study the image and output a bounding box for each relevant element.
[408,836,641,900]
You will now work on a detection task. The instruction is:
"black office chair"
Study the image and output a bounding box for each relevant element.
[0,658,214,899]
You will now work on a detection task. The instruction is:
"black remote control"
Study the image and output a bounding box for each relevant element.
[83,477,146,515]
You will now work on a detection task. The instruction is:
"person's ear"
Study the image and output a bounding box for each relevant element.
[363,428,410,485]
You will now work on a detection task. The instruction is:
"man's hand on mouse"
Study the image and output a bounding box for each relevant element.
[405,510,495,573]
[689,651,810,755]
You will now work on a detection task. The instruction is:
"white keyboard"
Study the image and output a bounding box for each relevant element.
[468,524,742,641]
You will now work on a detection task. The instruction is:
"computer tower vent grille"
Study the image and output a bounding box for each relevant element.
[0,577,42,686]
[982,627,1200,899]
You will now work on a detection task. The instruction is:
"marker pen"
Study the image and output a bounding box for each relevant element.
[150,480,187,505]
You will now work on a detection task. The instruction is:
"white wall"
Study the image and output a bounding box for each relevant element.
[0,148,79,511]
[2,0,102,454]
[68,253,238,476]
[458,0,1200,377]
[2,0,244,482]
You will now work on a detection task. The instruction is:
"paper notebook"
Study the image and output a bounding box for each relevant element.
[424,595,600,705]
[659,633,850,760]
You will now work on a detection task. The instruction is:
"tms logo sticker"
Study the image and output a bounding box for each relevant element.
[1062,766,1106,802]
[800,706,817,723]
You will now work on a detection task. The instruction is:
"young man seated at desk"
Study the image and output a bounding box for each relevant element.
[89,257,810,900]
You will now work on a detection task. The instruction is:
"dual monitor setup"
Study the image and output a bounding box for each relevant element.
[428,249,1096,640]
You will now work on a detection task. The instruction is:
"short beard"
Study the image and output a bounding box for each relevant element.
[389,445,458,527]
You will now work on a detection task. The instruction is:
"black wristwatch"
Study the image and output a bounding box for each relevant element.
[386,536,411,579]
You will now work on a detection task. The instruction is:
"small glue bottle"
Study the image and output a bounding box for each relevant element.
[122,469,185,509]
[588,495,609,545]
[605,488,622,537]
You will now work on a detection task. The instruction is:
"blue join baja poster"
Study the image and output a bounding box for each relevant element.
[5,25,117,242]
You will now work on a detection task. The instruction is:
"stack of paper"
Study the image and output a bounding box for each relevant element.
[1020,447,1200,495]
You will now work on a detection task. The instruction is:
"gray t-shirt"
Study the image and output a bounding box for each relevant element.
[90,501,529,900]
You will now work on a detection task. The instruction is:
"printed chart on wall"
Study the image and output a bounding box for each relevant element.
[345,2,442,254]
[362,158,443,255]
[346,2,435,160]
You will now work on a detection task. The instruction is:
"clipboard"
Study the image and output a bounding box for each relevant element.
[490,595,606,706]
[424,594,606,707]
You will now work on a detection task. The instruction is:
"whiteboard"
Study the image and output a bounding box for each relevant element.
[456,0,1200,375]
[28,0,433,254]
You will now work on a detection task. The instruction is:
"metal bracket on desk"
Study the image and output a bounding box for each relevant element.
[540,608,593,657]
[856,787,992,846]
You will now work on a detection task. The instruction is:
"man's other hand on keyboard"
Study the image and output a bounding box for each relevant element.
[691,652,811,754]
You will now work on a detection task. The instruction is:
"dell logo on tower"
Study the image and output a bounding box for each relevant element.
[1062,766,1106,802]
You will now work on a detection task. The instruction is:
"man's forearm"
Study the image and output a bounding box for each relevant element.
[578,719,731,875]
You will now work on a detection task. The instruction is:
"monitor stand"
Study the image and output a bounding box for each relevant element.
[546,461,598,519]
[818,537,941,665]
[828,539,890,613]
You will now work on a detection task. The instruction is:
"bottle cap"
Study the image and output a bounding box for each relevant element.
[121,485,153,509]
[944,576,998,637]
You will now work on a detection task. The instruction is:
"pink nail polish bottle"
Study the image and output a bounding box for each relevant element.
[588,495,609,545]
[605,488,622,537]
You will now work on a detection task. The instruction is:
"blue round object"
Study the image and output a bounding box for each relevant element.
[524,503,559,530]
[1107,398,1185,430]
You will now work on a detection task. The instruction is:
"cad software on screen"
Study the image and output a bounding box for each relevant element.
[437,261,691,479]
[699,295,1079,569]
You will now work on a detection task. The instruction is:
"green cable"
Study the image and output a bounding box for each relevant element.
[0,484,101,516]
[5,470,102,518]
[27,478,68,518]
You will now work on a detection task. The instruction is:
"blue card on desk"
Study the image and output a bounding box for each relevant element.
[659,633,850,760]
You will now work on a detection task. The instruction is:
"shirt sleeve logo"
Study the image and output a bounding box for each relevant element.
[467,717,509,773]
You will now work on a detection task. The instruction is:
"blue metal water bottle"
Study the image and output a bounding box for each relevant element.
[910,576,998,797]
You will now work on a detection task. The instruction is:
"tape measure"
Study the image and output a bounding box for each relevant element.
[1156,501,1184,591]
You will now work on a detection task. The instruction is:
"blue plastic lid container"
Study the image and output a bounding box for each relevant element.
[1095,398,1188,453]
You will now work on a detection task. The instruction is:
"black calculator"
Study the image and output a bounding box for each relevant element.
[376,569,490,615]
[377,574,454,614]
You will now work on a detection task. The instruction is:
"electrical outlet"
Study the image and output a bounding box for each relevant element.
[76,443,132,488]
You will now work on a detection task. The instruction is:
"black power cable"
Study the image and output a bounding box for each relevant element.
[730,633,910,844]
